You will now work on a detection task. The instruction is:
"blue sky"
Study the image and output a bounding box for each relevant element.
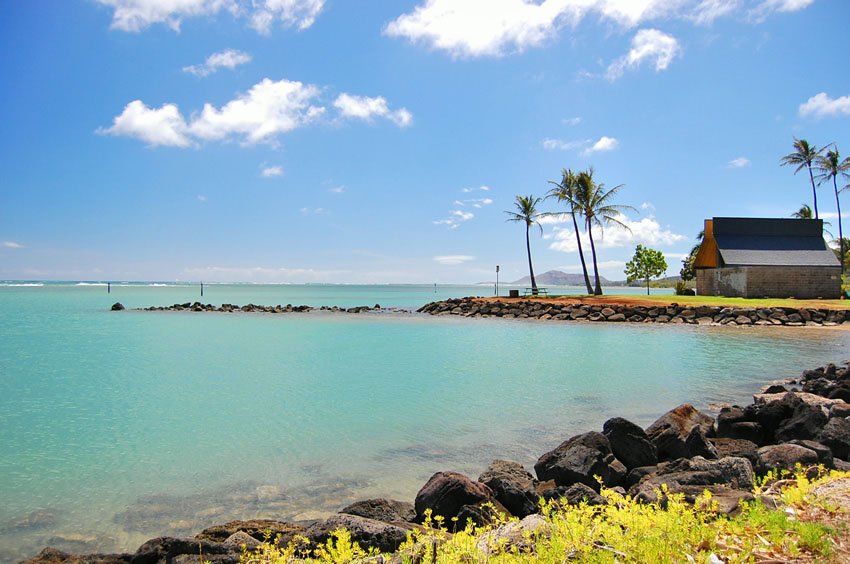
[1,0,848,284]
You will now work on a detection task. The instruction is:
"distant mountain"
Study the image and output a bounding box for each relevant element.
[510,270,613,286]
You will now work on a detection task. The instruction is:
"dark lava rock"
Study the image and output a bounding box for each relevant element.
[645,404,716,461]
[534,432,625,491]
[456,504,502,529]
[716,406,747,437]
[414,471,493,522]
[746,393,803,441]
[304,514,410,554]
[788,440,834,467]
[339,499,416,524]
[774,402,827,443]
[194,520,304,545]
[222,532,261,552]
[709,438,759,467]
[111,303,125,311]
[22,548,132,564]
[623,466,657,489]
[131,537,237,564]
[556,483,608,506]
[818,417,850,460]
[683,425,719,459]
[478,460,539,518]
[756,444,819,475]
[602,417,658,470]
[764,384,788,394]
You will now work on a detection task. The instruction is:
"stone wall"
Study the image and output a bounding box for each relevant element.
[697,266,841,299]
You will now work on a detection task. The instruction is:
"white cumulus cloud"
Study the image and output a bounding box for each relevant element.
[97,100,192,147]
[582,136,619,155]
[799,92,850,119]
[462,185,490,193]
[333,93,413,128]
[183,49,251,77]
[727,156,751,168]
[261,165,284,177]
[549,215,685,253]
[433,255,475,265]
[606,28,681,80]
[2,241,24,249]
[96,0,325,33]
[542,138,587,151]
[749,0,815,21]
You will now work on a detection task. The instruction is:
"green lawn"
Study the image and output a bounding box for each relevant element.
[543,293,850,310]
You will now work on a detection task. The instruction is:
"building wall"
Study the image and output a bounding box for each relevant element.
[696,266,841,299]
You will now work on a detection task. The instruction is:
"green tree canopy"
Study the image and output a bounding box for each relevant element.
[625,245,668,295]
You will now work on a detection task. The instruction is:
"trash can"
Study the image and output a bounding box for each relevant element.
[508,289,520,298]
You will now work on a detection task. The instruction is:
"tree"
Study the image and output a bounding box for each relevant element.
[679,229,705,282]
[815,147,850,274]
[781,138,823,218]
[505,195,543,295]
[545,169,593,294]
[575,169,634,295]
[625,245,668,295]
[791,203,814,219]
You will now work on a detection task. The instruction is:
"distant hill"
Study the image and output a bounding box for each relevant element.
[511,270,613,286]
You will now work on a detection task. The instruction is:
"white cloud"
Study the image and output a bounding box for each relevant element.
[542,138,587,151]
[300,207,327,215]
[606,28,681,80]
[329,185,345,193]
[689,0,739,25]
[799,92,850,119]
[749,0,815,21]
[433,255,475,265]
[190,78,325,144]
[183,49,251,77]
[727,156,751,168]
[549,215,685,253]
[261,165,284,177]
[640,202,656,212]
[562,116,582,126]
[2,241,24,249]
[461,185,490,193]
[97,100,192,147]
[197,195,208,202]
[96,0,325,33]
[582,136,619,155]
[471,198,493,208]
[451,210,474,221]
[333,93,413,127]
[539,212,571,226]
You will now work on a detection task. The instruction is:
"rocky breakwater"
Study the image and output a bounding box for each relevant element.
[418,297,849,327]
[114,302,387,314]
[23,361,850,564]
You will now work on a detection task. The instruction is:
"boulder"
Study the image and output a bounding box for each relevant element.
[547,483,608,506]
[304,514,410,554]
[131,537,237,564]
[195,520,304,545]
[22,548,132,564]
[709,438,759,467]
[774,402,828,443]
[756,444,819,475]
[455,504,502,529]
[414,472,493,522]
[111,303,125,311]
[534,432,625,491]
[787,440,834,468]
[476,514,550,557]
[478,461,539,518]
[623,466,657,490]
[602,417,658,470]
[339,499,415,524]
[818,417,850,460]
[644,404,715,461]
[222,532,260,552]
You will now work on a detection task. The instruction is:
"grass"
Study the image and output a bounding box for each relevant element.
[237,470,849,563]
[537,293,850,310]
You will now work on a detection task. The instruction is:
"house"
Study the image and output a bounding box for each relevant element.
[694,217,841,299]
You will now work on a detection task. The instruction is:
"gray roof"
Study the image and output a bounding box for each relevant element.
[712,217,839,267]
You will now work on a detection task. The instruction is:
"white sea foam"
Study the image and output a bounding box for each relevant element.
[75,282,108,286]
[0,283,44,287]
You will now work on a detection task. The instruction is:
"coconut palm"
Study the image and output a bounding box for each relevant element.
[781,138,823,218]
[791,204,815,219]
[545,169,593,294]
[816,147,850,274]
[505,195,543,295]
[575,169,635,295]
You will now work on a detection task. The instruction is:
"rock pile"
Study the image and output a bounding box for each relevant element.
[418,297,849,327]
[134,303,384,314]
[23,361,850,564]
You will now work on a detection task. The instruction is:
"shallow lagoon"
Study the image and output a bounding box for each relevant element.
[1,283,848,561]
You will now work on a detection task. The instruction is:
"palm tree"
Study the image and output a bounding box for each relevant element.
[575,169,635,295]
[505,195,543,295]
[781,138,823,218]
[545,169,593,294]
[816,147,850,274]
[791,204,814,219]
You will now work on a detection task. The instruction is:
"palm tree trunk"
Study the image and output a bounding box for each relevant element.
[526,223,537,294]
[587,221,602,295]
[646,277,650,295]
[836,176,845,275]
[808,164,819,219]
[571,210,593,294]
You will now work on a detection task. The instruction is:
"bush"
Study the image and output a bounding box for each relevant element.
[675,280,695,296]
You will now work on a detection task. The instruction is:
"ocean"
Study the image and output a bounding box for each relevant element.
[0,282,848,561]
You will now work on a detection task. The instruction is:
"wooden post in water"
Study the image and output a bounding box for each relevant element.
[107,282,110,294]
[201,282,204,297]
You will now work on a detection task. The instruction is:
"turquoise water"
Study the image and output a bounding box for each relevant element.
[1,283,848,561]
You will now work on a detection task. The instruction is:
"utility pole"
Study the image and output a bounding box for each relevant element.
[495,265,500,296]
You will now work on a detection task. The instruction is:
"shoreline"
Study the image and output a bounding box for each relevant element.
[19,357,850,563]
